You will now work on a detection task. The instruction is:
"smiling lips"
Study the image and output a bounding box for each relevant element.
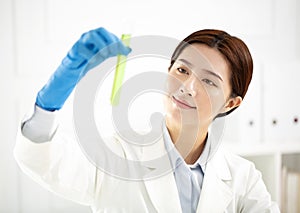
[172,96,196,109]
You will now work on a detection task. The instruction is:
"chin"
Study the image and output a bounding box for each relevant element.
[164,96,203,125]
[165,110,200,128]
[165,108,181,123]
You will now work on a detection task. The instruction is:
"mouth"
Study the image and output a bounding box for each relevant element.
[172,96,196,109]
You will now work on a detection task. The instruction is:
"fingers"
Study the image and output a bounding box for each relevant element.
[71,41,97,60]
[65,27,132,70]
[80,30,107,54]
[94,27,119,44]
[97,28,132,56]
[85,27,131,58]
[118,44,132,56]
[80,27,118,58]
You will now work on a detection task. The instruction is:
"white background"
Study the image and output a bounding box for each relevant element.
[1,0,300,212]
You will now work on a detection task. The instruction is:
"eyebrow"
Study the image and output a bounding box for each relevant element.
[177,58,224,82]
[178,59,194,68]
[203,69,224,82]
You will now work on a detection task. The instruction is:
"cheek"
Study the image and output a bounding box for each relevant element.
[165,72,183,94]
[194,86,227,118]
[163,95,182,123]
[194,91,213,120]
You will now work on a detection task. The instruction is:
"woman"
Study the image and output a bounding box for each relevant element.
[14,27,279,212]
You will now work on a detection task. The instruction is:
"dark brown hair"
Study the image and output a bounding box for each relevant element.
[169,29,253,116]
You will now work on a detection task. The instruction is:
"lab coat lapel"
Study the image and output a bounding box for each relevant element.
[141,137,182,213]
[196,150,233,213]
[143,171,182,213]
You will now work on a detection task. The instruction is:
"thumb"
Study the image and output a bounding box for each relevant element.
[118,34,132,56]
[120,45,132,56]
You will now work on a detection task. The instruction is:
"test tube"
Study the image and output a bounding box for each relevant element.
[110,34,131,105]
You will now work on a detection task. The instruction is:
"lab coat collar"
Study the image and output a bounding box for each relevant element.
[196,149,233,212]
[140,134,182,213]
[209,146,232,181]
[139,131,233,212]
[161,118,226,174]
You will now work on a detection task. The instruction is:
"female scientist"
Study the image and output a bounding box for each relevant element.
[14,27,279,212]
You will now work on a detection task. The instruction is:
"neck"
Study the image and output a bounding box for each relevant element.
[166,119,208,165]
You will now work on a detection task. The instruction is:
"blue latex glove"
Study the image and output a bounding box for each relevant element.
[36,27,131,111]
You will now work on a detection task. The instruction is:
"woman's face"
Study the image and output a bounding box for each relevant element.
[164,43,240,128]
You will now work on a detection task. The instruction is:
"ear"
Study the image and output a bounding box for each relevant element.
[222,96,243,114]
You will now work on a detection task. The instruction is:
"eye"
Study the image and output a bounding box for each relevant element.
[202,78,217,87]
[177,67,189,75]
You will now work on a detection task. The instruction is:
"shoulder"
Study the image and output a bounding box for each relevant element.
[219,150,280,211]
[223,150,257,174]
[217,148,257,172]
[211,148,263,191]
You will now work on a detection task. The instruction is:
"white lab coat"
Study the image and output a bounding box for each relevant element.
[14,108,280,213]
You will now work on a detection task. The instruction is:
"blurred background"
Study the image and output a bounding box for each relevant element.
[1,0,300,212]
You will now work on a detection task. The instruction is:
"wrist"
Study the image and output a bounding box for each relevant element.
[21,105,59,143]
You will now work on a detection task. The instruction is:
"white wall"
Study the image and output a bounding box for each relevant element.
[1,0,300,212]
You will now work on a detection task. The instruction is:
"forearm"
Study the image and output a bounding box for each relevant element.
[14,108,98,205]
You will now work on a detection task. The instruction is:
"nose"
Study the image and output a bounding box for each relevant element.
[179,78,196,97]
[180,88,192,96]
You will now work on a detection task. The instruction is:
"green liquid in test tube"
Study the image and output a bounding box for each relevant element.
[110,34,131,105]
